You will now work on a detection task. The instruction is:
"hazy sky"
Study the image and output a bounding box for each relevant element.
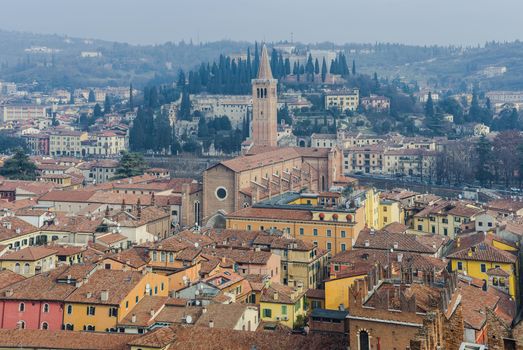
[0,0,522,46]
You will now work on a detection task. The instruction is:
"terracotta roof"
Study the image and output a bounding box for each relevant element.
[136,325,347,350]
[217,148,301,173]
[97,232,128,245]
[447,233,518,264]
[0,217,39,242]
[227,207,312,221]
[195,304,257,330]
[42,214,104,234]
[381,222,408,234]
[0,246,57,261]
[487,199,523,213]
[104,247,150,269]
[486,267,510,277]
[155,306,202,324]
[65,270,147,305]
[306,288,325,299]
[0,269,25,289]
[354,228,437,254]
[118,296,169,327]
[0,329,138,350]
[0,265,96,301]
[202,248,273,265]
[459,281,500,330]
[260,283,304,304]
[38,190,95,202]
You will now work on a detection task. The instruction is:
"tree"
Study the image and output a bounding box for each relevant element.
[103,95,112,115]
[93,104,103,118]
[352,59,356,75]
[154,111,173,153]
[314,58,320,75]
[69,91,75,105]
[277,105,292,125]
[0,148,37,180]
[425,92,435,118]
[177,69,186,87]
[178,88,192,121]
[475,136,493,186]
[493,131,522,186]
[113,152,147,179]
[321,57,327,83]
[129,83,134,109]
[88,89,96,103]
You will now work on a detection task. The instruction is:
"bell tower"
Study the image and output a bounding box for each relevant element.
[251,45,278,147]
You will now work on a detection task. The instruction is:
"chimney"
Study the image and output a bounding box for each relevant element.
[86,292,92,298]
[5,289,13,297]
[131,314,136,323]
[202,307,207,314]
[273,291,278,301]
[151,192,155,206]
[105,206,110,218]
[121,199,126,212]
[209,320,214,328]
[100,290,109,302]
[397,253,403,262]
[457,237,461,248]
[150,309,155,317]
[137,198,142,219]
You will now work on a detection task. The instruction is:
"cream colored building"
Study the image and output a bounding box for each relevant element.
[324,89,359,112]
[0,105,48,123]
[49,130,88,157]
[82,131,127,157]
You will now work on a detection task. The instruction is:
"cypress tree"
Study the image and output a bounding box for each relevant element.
[321,57,327,83]
[352,59,356,75]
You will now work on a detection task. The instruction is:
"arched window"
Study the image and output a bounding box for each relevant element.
[19,321,25,329]
[19,303,25,312]
[23,263,30,274]
[65,323,73,331]
[43,303,50,313]
[359,330,370,350]
[41,322,49,330]
[14,263,20,274]
[169,252,174,263]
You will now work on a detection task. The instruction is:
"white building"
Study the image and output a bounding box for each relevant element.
[0,105,48,123]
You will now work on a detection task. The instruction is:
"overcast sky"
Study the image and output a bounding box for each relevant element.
[0,0,521,46]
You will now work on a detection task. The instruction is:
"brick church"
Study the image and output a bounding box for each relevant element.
[202,45,346,226]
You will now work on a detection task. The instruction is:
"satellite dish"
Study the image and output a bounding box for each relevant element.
[195,290,200,296]
[186,315,193,324]
[195,300,200,306]
[182,276,188,282]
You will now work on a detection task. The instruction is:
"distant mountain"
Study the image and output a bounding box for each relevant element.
[0,29,522,91]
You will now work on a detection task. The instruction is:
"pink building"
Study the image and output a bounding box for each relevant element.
[0,264,96,330]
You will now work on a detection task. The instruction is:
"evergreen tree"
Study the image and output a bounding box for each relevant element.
[352,59,356,75]
[130,108,146,151]
[129,83,133,109]
[305,54,314,81]
[69,91,75,105]
[177,70,186,87]
[0,148,37,180]
[113,152,147,179]
[178,88,192,121]
[103,95,111,115]
[314,58,320,75]
[198,116,209,137]
[154,111,172,153]
[93,104,103,118]
[425,92,435,118]
[253,42,260,77]
[88,89,96,103]
[270,48,279,77]
[148,87,159,109]
[321,57,327,83]
[284,58,291,76]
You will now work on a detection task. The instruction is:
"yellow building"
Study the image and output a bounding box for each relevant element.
[413,201,482,238]
[378,199,404,229]
[64,270,168,332]
[0,246,57,277]
[447,233,518,299]
[49,130,88,157]
[260,283,306,328]
[325,267,368,310]
[325,89,359,112]
[226,206,365,255]
[364,188,380,229]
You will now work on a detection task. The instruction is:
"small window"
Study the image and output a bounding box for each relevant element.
[67,305,73,314]
[41,322,49,330]
[299,228,304,235]
[327,242,332,251]
[87,306,96,316]
[263,309,272,318]
[341,243,346,251]
[19,321,25,329]
[341,230,346,238]
[457,261,463,270]
[19,303,25,312]
[313,229,318,236]
[326,229,332,237]
[43,304,50,313]
[480,264,486,273]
